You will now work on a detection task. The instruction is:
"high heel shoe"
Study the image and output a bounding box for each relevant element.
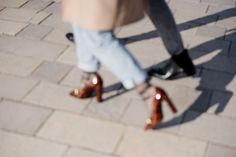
[70,73,103,102]
[145,87,177,130]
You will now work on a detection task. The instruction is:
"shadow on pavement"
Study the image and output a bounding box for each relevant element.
[103,7,236,129]
[66,8,236,129]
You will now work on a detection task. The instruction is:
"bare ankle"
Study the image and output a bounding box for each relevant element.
[136,81,150,94]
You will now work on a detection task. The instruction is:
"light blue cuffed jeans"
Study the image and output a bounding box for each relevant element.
[72,24,148,90]
[72,0,184,89]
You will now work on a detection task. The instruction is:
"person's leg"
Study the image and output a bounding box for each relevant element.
[148,0,184,55]
[74,25,147,89]
[70,25,104,102]
[72,24,177,130]
[148,0,196,80]
[72,24,100,73]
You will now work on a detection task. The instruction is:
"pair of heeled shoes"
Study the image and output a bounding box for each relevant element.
[70,73,177,130]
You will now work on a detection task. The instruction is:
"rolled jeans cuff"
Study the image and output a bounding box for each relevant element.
[78,62,100,73]
[122,71,148,90]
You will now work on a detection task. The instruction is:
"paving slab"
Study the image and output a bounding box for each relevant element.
[0,6,4,11]
[216,17,236,30]
[30,61,72,83]
[43,27,72,44]
[0,8,36,22]
[120,98,182,134]
[226,75,236,92]
[180,111,236,147]
[202,0,235,6]
[41,13,70,29]
[206,143,236,157]
[174,9,218,25]
[207,4,236,20]
[204,76,236,119]
[83,95,130,122]
[191,49,221,67]
[23,82,90,113]
[17,24,52,40]
[43,2,61,14]
[60,67,84,87]
[127,39,170,68]
[0,0,28,8]
[0,74,38,100]
[116,16,149,38]
[196,25,226,39]
[199,55,236,74]
[0,130,67,157]
[21,0,52,12]
[120,99,150,128]
[0,100,52,135]
[188,36,230,55]
[0,36,66,60]
[0,52,42,77]
[30,12,51,24]
[172,85,212,112]
[64,147,118,157]
[226,29,236,42]
[56,46,77,65]
[207,90,236,119]
[199,69,234,91]
[0,20,27,36]
[37,111,124,153]
[116,127,207,157]
[169,0,208,13]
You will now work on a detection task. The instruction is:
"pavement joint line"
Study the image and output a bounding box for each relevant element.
[20,78,40,101]
[20,90,91,115]
[38,24,54,40]
[1,97,55,113]
[118,98,133,123]
[40,17,56,38]
[59,145,71,157]
[33,109,56,136]
[35,110,215,143]
[14,23,30,37]
[0,128,69,147]
[18,0,30,8]
[204,141,210,157]
[112,127,127,154]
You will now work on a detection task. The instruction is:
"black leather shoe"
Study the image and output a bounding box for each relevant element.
[149,49,196,80]
[66,32,74,42]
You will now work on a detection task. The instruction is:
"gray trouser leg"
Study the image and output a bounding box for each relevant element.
[148,0,184,55]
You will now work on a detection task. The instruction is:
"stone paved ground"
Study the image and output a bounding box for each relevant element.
[0,0,236,157]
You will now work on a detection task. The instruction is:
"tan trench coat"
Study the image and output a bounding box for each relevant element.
[62,0,148,30]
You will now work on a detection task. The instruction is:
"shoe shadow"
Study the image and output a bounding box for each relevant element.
[119,8,236,45]
[156,31,235,130]
[102,7,236,129]
[66,7,236,128]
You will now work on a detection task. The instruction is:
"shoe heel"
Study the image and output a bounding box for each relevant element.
[95,82,103,102]
[145,88,177,130]
[162,93,177,113]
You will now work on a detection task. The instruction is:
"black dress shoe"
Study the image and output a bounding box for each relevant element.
[66,32,74,42]
[149,49,196,80]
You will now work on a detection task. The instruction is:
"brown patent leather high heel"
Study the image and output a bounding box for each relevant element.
[70,73,103,102]
[145,87,177,130]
